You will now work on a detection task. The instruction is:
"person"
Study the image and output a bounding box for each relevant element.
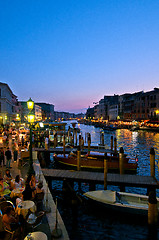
[0,147,5,167]
[39,133,44,148]
[5,147,12,169]
[33,181,45,211]
[34,181,44,201]
[0,177,11,200]
[2,206,21,237]
[13,175,24,189]
[45,136,49,150]
[13,144,18,162]
[21,136,24,147]
[29,174,36,191]
[22,182,34,201]
[4,168,13,186]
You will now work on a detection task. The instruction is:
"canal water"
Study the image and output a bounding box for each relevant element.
[50,122,159,240]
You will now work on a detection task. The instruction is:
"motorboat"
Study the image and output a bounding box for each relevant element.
[53,151,138,172]
[84,190,159,215]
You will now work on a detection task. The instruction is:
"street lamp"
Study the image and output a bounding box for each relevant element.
[27,98,35,176]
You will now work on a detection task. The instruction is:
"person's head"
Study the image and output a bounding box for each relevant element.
[15,175,20,183]
[4,206,14,215]
[38,182,43,189]
[31,174,35,181]
[5,169,11,177]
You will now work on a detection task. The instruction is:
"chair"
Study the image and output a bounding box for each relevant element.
[0,201,15,215]
[3,227,15,240]
[0,210,5,239]
[26,211,45,231]
[0,210,15,240]
[34,192,44,211]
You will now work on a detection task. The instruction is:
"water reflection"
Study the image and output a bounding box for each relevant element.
[52,122,159,240]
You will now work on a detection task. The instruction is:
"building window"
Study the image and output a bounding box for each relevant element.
[0,102,1,113]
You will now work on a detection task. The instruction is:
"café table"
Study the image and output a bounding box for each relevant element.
[10,187,24,198]
[24,231,48,240]
[16,200,36,218]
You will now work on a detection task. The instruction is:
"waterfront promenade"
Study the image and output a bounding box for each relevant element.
[0,157,69,240]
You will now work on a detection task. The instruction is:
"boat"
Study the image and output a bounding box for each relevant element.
[53,151,138,172]
[83,190,159,215]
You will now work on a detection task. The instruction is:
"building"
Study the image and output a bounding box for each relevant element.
[0,82,17,124]
[86,88,159,122]
[36,103,54,122]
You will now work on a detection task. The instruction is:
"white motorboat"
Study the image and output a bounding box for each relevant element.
[84,190,159,215]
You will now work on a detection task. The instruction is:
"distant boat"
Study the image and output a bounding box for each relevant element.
[130,126,139,131]
[84,190,159,215]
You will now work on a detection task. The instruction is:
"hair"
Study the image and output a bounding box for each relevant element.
[38,182,43,189]
[6,169,11,177]
[15,175,20,183]
[0,177,3,181]
[4,206,14,215]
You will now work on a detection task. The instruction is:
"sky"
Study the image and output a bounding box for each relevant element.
[0,0,159,113]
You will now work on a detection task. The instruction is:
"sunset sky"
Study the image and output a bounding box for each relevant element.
[0,0,159,113]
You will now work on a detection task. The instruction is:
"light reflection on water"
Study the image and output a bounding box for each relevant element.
[50,123,159,240]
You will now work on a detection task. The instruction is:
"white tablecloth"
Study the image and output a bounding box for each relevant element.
[24,231,48,240]
[16,200,36,218]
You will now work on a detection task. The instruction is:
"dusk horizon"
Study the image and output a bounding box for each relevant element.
[1,1,159,113]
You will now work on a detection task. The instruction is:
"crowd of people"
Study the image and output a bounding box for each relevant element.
[0,128,45,239]
[0,170,45,239]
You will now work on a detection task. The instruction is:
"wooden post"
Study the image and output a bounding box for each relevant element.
[54,133,57,148]
[77,147,81,171]
[111,136,113,152]
[67,129,70,143]
[114,137,117,154]
[148,191,158,226]
[150,148,155,177]
[70,133,73,146]
[101,133,104,146]
[75,130,78,146]
[63,135,65,156]
[104,153,108,190]
[88,133,91,155]
[79,134,81,148]
[119,147,124,175]
[85,132,87,143]
[73,129,75,146]
[81,137,84,150]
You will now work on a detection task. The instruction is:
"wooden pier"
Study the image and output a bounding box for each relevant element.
[42,168,159,190]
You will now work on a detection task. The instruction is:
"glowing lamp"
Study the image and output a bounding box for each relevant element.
[27,98,34,110]
[156,110,159,115]
[28,113,35,123]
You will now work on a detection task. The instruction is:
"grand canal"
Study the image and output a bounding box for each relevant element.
[50,122,159,240]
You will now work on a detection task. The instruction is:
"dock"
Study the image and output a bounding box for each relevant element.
[42,169,159,190]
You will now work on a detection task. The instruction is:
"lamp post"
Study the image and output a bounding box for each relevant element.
[27,98,35,176]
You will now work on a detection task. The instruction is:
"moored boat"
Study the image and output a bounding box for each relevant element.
[54,151,138,172]
[83,190,159,215]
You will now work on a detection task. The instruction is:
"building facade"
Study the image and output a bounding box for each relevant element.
[0,82,16,124]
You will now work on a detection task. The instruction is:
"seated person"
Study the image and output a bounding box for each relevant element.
[4,169,13,186]
[13,175,24,189]
[34,181,44,202]
[0,177,11,200]
[2,206,20,231]
[22,183,35,201]
[29,174,36,191]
